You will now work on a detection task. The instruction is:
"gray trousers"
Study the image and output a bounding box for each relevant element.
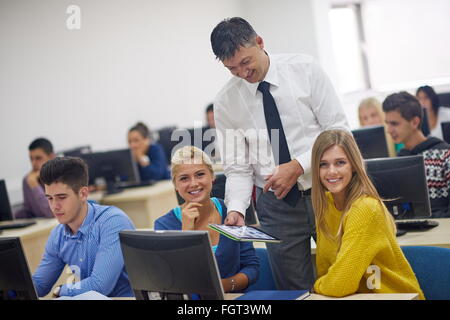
[255,187,316,290]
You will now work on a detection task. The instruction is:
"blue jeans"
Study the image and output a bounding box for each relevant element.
[255,187,316,290]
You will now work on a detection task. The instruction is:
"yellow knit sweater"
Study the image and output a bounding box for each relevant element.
[313,193,425,299]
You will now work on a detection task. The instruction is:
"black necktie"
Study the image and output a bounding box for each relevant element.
[258,81,300,207]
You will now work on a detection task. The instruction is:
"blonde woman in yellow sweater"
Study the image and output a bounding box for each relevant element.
[311,129,424,299]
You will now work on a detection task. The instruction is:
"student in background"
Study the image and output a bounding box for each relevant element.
[155,146,259,293]
[32,157,135,298]
[358,97,397,156]
[311,129,424,299]
[383,91,450,218]
[416,85,450,140]
[15,138,55,219]
[204,103,220,162]
[128,122,170,181]
[205,103,215,129]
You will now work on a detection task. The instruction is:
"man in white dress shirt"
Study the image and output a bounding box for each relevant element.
[210,17,349,290]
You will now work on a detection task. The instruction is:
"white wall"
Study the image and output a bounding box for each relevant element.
[1,0,340,204]
[0,0,243,203]
[2,0,448,204]
[241,0,339,86]
[363,0,450,92]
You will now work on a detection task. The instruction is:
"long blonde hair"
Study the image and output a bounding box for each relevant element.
[358,97,384,126]
[311,129,396,244]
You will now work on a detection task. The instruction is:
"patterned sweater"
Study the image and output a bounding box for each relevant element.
[398,137,450,218]
[314,194,425,299]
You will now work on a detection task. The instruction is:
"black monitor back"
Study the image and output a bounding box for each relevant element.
[0,237,38,300]
[0,180,13,221]
[79,148,140,186]
[58,145,92,157]
[365,155,431,220]
[441,121,450,144]
[437,92,450,107]
[119,230,224,300]
[156,126,178,163]
[351,125,389,159]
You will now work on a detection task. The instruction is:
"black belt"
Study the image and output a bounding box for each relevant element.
[298,188,311,197]
[257,186,311,197]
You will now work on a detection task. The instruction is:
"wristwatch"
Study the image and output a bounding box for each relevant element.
[140,155,150,166]
[230,278,236,292]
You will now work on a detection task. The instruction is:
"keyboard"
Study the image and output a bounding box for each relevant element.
[395,220,439,231]
[0,221,36,230]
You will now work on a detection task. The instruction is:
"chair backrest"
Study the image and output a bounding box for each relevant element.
[247,247,276,291]
[401,246,450,300]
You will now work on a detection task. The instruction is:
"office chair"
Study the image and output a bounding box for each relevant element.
[401,246,450,300]
[247,248,277,291]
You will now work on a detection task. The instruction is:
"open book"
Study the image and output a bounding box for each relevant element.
[208,224,281,243]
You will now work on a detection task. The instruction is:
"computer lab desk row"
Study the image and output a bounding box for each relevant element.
[110,293,419,300]
[2,217,449,276]
[89,180,179,229]
[1,217,445,301]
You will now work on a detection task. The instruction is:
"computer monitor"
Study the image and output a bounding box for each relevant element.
[79,148,140,194]
[0,180,13,221]
[441,121,450,144]
[365,155,431,220]
[351,125,389,159]
[156,126,178,163]
[58,145,92,157]
[437,93,450,108]
[0,237,38,300]
[119,230,225,300]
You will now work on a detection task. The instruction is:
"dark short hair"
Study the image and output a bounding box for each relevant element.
[210,17,257,61]
[29,138,54,155]
[40,157,88,193]
[205,103,214,113]
[129,122,151,139]
[382,91,423,126]
[416,85,440,115]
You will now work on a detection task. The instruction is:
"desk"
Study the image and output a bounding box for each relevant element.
[112,293,418,300]
[90,180,178,229]
[0,219,59,273]
[396,218,450,248]
[305,293,418,300]
[310,218,450,254]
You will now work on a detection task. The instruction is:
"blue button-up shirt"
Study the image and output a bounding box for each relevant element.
[32,201,135,297]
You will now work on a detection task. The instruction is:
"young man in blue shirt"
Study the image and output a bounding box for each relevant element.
[32,157,135,298]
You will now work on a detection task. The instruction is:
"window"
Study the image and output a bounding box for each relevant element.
[329,4,369,94]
